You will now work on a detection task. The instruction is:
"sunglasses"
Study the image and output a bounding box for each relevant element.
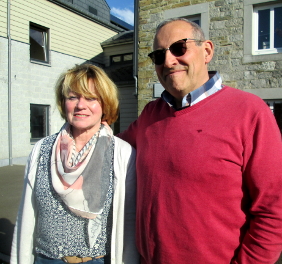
[148,38,203,65]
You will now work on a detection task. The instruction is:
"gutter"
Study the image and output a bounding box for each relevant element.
[7,0,12,166]
[133,0,138,97]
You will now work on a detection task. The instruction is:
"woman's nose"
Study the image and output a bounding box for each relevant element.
[76,97,87,108]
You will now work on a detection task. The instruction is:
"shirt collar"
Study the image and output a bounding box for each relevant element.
[161,71,222,110]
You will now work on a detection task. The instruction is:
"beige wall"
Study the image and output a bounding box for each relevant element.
[5,0,118,62]
[0,0,7,37]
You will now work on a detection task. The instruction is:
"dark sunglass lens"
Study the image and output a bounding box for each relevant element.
[153,50,165,65]
[170,41,186,57]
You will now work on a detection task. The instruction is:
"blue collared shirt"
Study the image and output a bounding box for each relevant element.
[161,71,223,110]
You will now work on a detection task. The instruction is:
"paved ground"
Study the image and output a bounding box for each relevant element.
[0,165,282,264]
[0,165,25,263]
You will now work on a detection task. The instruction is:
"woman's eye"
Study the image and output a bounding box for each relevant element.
[68,96,77,100]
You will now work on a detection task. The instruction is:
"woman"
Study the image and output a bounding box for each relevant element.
[11,64,139,264]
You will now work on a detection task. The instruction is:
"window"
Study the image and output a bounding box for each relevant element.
[253,4,282,55]
[89,6,97,15]
[111,53,133,65]
[186,15,201,26]
[244,0,282,63]
[30,23,49,63]
[30,104,49,141]
[164,3,209,38]
[124,54,133,61]
[266,100,282,133]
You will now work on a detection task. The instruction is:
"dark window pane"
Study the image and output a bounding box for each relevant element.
[258,9,270,49]
[274,7,282,48]
[274,103,282,134]
[89,6,97,15]
[30,104,49,139]
[193,19,200,25]
[30,25,48,62]
[113,114,120,135]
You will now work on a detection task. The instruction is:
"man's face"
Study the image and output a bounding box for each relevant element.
[153,21,214,103]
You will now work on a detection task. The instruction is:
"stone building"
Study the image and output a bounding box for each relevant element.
[136,0,282,132]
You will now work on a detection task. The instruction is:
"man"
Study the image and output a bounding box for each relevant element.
[118,18,282,263]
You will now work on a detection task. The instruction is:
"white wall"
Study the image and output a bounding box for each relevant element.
[0,39,85,166]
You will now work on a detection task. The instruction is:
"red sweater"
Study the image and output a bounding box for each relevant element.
[119,86,282,264]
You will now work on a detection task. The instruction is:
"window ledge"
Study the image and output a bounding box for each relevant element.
[243,52,282,63]
[30,59,51,67]
[30,138,41,144]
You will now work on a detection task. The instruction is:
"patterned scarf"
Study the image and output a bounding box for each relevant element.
[50,123,114,219]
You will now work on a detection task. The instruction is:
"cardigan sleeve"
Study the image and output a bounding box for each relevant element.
[10,140,42,264]
[112,137,139,264]
[232,105,282,264]
[122,142,139,263]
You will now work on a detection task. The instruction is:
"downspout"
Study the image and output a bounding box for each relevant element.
[7,0,12,165]
[133,0,138,97]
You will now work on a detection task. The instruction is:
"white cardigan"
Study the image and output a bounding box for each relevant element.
[10,136,139,264]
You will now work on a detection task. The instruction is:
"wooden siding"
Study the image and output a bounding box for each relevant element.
[0,0,7,37]
[119,85,137,132]
[8,0,118,62]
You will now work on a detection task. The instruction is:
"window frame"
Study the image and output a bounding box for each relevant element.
[29,22,50,64]
[30,104,50,143]
[253,3,282,55]
[110,53,133,65]
[164,3,209,39]
[243,0,282,63]
[185,15,201,27]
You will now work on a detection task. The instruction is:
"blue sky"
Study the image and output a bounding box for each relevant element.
[106,0,134,26]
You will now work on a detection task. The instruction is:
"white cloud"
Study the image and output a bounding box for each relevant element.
[111,7,134,26]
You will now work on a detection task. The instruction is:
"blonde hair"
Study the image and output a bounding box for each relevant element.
[55,64,119,125]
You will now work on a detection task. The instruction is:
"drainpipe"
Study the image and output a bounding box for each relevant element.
[7,0,12,165]
[133,0,138,97]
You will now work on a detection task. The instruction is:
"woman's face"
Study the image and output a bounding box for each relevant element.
[65,78,103,137]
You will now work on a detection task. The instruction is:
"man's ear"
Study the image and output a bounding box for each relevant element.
[204,40,214,64]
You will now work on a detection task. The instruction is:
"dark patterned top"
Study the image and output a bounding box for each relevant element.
[34,134,114,258]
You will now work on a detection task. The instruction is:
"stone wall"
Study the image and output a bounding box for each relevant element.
[137,0,282,114]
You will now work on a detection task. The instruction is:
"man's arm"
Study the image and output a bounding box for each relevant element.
[117,119,139,148]
[233,105,282,264]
